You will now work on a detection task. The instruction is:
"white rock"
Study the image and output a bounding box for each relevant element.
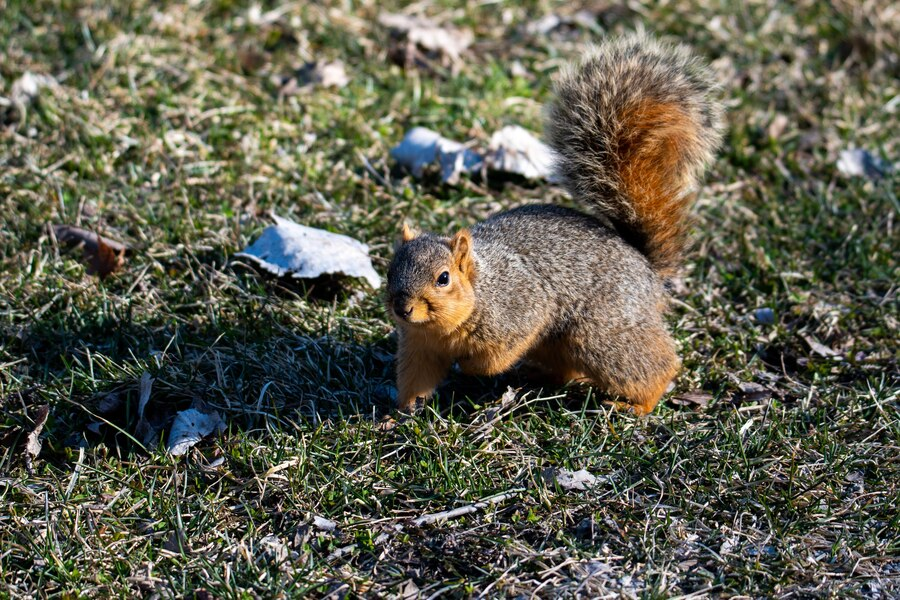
[542,466,597,491]
[486,125,556,180]
[236,215,381,289]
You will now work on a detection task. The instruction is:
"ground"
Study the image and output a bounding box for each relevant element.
[0,0,898,598]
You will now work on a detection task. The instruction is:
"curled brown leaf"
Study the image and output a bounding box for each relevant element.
[53,225,127,279]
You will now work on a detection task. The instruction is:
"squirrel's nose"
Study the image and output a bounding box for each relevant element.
[393,299,413,319]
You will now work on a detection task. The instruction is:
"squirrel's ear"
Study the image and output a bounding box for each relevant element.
[450,229,474,275]
[400,222,419,243]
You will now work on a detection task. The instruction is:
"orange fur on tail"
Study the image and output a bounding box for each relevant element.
[618,100,700,276]
[545,33,724,276]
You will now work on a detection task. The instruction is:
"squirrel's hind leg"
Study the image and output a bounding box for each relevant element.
[606,374,676,416]
[569,324,680,416]
[524,339,588,385]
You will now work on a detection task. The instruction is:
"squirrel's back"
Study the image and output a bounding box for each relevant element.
[468,204,665,342]
[544,33,724,276]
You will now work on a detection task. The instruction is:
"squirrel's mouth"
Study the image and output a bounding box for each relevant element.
[396,312,432,325]
[390,298,431,324]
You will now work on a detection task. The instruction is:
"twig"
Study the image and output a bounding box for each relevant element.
[357,151,393,191]
[65,446,86,500]
[411,488,526,527]
[326,544,356,563]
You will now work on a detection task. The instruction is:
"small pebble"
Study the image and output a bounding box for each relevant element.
[753,307,775,325]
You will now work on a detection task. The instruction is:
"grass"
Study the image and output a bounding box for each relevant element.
[1,0,898,597]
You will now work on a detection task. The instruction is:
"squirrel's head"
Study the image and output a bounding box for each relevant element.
[386,224,476,332]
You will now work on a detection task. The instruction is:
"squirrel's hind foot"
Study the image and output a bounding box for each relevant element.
[599,358,678,416]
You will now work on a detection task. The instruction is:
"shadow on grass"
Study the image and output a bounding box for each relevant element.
[5,301,596,462]
[4,296,624,467]
[2,253,726,468]
[0,275,397,459]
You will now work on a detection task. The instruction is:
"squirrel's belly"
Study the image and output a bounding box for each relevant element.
[456,355,490,376]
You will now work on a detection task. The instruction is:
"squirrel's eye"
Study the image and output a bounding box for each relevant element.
[436,271,450,287]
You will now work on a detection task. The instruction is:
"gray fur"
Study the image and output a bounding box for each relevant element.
[466,206,669,362]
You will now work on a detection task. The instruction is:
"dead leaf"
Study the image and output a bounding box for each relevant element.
[541,467,597,491]
[167,408,225,456]
[398,579,420,600]
[53,225,127,279]
[97,391,123,414]
[2,72,58,127]
[313,61,350,88]
[379,13,473,63]
[277,60,350,97]
[510,60,530,79]
[238,47,268,73]
[670,391,714,408]
[163,530,188,554]
[391,125,558,183]
[258,534,290,565]
[526,14,563,36]
[235,215,381,289]
[738,382,768,393]
[575,516,598,540]
[390,127,441,177]
[720,536,739,555]
[802,334,840,358]
[0,72,58,128]
[525,10,603,37]
[390,127,483,183]
[482,386,518,423]
[499,386,516,407]
[312,516,337,532]
[24,404,50,475]
[766,113,790,140]
[734,382,774,405]
[486,125,556,180]
[234,3,293,27]
[376,415,399,432]
[89,234,126,278]
[11,72,58,106]
[437,139,484,184]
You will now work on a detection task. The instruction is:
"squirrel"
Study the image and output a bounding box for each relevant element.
[386,34,724,416]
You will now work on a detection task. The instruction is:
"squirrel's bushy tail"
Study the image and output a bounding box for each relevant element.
[545,34,724,276]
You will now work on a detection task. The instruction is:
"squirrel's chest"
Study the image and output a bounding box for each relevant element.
[439,327,487,360]
[403,306,532,374]
[444,327,533,377]
[412,324,494,357]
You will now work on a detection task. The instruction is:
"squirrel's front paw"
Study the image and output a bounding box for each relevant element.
[376,399,422,432]
[397,395,426,415]
[376,414,400,432]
